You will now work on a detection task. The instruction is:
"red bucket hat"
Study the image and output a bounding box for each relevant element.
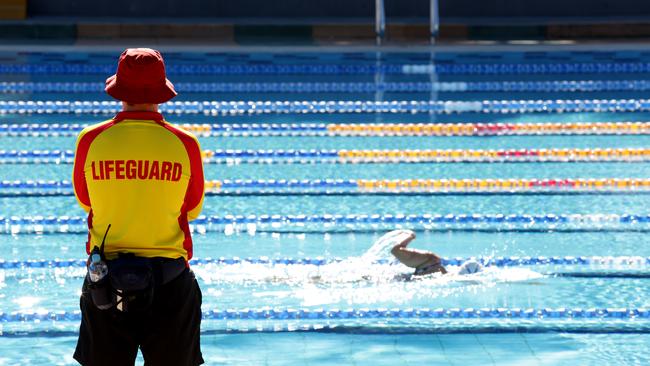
[105,48,177,104]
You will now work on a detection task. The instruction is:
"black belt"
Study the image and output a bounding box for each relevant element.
[149,257,187,285]
[108,255,187,286]
[88,255,187,312]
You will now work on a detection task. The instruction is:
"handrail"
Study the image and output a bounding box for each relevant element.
[430,0,439,43]
[375,0,437,44]
[375,0,386,45]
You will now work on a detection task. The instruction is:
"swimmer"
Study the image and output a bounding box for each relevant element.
[389,230,448,276]
[387,229,482,276]
[209,230,484,285]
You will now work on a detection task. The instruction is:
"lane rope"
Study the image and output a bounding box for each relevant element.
[1,308,648,323]
[3,62,650,75]
[1,256,648,269]
[2,179,650,196]
[4,80,650,94]
[2,213,650,234]
[2,148,650,164]
[2,99,650,115]
[325,122,650,137]
[1,122,650,138]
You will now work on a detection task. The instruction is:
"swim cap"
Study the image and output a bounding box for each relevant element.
[458,260,483,275]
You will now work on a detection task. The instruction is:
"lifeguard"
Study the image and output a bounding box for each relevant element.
[72,48,205,366]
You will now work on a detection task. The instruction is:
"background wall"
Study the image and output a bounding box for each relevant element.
[25,0,650,20]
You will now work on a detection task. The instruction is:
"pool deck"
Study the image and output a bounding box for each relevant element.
[3,15,650,48]
[3,40,650,54]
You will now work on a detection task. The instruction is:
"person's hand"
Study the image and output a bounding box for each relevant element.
[392,229,416,249]
[400,229,415,240]
[406,230,416,239]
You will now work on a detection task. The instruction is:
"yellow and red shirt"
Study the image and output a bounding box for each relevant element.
[72,111,204,261]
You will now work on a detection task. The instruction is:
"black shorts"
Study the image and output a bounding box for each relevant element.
[74,268,204,366]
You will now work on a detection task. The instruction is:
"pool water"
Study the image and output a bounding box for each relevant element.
[1,48,650,365]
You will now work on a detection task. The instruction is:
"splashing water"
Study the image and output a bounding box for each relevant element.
[194,230,543,287]
[190,230,546,306]
[360,229,412,263]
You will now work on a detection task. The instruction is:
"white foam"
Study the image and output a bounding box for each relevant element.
[191,232,544,306]
[361,229,413,262]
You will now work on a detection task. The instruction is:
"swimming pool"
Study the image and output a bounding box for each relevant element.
[1,47,650,365]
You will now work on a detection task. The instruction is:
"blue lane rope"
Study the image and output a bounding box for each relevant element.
[1,179,649,197]
[0,256,648,269]
[1,122,649,139]
[3,62,650,75]
[0,149,344,162]
[4,326,650,335]
[2,99,650,115]
[4,80,650,94]
[1,214,650,235]
[11,192,649,198]
[552,272,650,279]
[0,122,337,138]
[2,148,649,164]
[0,308,648,323]
[0,150,74,162]
[0,179,648,189]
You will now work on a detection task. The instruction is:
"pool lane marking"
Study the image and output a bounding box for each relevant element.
[1,308,649,323]
[5,80,650,94]
[4,61,650,75]
[3,99,650,115]
[3,178,650,193]
[3,147,650,164]
[3,325,650,336]
[1,256,649,269]
[2,121,650,137]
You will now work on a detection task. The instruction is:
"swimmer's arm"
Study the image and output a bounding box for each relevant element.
[390,232,441,268]
[391,247,441,268]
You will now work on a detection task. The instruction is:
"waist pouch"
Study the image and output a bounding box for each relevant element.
[88,255,186,313]
[109,255,155,313]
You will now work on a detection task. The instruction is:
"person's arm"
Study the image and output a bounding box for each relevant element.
[71,120,116,213]
[72,124,107,213]
[185,135,205,221]
[72,141,91,213]
[390,231,441,268]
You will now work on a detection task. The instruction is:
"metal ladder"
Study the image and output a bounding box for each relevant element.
[375,0,439,44]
